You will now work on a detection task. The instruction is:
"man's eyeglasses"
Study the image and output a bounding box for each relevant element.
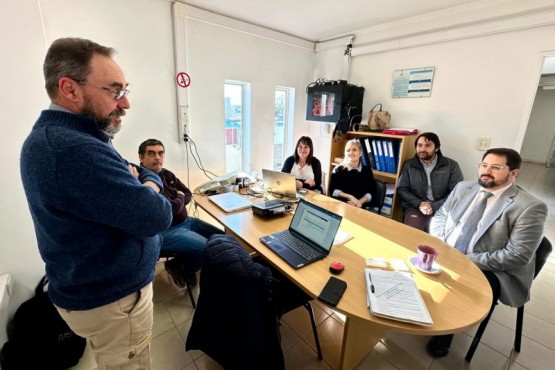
[478,163,507,173]
[78,80,130,101]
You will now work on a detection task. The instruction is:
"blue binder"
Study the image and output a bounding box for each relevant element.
[358,138,369,167]
[360,138,376,170]
[370,139,381,171]
[376,140,386,172]
[386,140,398,174]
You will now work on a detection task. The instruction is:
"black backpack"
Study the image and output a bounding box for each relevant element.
[0,276,86,369]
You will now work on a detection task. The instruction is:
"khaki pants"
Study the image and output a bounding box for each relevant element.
[56,283,153,370]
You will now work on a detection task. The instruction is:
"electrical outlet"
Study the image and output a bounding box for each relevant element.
[179,106,189,134]
[321,123,331,136]
[478,137,491,151]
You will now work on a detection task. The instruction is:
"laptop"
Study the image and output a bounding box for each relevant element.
[208,192,252,213]
[260,199,343,269]
[261,169,297,198]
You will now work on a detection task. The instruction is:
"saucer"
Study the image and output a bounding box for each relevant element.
[409,256,441,275]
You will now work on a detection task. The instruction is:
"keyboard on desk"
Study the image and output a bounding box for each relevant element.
[273,230,320,260]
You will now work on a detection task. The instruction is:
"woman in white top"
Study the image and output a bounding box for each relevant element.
[281,136,323,193]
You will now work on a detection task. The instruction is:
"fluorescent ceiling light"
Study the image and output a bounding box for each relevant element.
[542,86,555,90]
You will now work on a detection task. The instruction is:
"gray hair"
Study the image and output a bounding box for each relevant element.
[43,38,115,99]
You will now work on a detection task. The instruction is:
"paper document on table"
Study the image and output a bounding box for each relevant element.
[333,229,353,246]
[365,268,433,326]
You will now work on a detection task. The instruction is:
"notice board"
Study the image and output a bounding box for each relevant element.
[391,67,435,98]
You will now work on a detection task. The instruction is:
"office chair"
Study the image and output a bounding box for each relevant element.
[367,179,387,215]
[186,236,285,370]
[465,236,552,362]
[320,170,327,195]
[159,251,197,309]
[273,271,323,360]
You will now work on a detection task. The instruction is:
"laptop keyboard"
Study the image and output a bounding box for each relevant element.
[274,230,320,260]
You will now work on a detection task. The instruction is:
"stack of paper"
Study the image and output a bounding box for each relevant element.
[333,229,353,246]
[364,268,433,326]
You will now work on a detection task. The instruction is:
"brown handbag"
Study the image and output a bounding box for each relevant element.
[367,104,391,132]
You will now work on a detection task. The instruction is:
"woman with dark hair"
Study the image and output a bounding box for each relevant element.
[329,139,377,208]
[281,136,323,193]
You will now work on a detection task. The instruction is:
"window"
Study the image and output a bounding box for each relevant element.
[273,87,295,169]
[224,81,251,173]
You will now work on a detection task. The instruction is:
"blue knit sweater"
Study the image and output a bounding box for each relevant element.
[20,110,172,310]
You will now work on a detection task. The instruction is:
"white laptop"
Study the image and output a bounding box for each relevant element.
[262,169,297,198]
[208,192,252,213]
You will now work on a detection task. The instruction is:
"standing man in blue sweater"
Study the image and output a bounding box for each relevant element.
[20,38,172,369]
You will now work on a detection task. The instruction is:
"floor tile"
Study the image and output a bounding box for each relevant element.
[153,300,176,338]
[151,327,194,370]
[283,340,334,370]
[280,321,302,353]
[194,354,224,370]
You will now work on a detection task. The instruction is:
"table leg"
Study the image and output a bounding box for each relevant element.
[339,316,387,370]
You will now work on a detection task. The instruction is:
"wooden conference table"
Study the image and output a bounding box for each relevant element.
[193,191,492,370]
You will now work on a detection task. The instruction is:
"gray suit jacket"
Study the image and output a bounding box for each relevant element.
[430,181,547,307]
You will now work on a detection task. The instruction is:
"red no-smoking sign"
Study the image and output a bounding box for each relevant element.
[176,72,191,88]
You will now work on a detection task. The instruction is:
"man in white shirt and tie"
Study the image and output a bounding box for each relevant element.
[426,148,547,358]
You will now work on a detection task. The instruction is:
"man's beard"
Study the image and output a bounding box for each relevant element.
[98,111,124,135]
[478,174,509,188]
[418,151,435,161]
[80,98,125,135]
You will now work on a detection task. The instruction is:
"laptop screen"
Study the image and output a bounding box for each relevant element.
[290,200,342,252]
[262,169,297,197]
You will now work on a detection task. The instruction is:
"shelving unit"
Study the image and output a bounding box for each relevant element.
[328,131,416,221]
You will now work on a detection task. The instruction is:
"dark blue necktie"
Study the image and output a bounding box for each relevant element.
[454,191,493,253]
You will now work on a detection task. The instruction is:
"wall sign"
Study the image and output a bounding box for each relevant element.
[391,67,435,98]
[176,72,191,88]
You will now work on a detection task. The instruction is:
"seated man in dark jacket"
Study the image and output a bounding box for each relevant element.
[397,132,463,232]
[138,139,224,287]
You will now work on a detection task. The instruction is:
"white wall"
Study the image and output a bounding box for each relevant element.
[521,88,555,163]
[0,0,48,345]
[175,6,315,181]
[315,24,555,180]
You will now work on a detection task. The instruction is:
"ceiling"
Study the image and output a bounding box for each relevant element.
[180,0,484,41]
[179,0,555,75]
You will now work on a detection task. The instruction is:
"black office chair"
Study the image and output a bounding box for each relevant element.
[465,236,552,362]
[272,269,323,360]
[367,179,387,215]
[186,236,285,370]
[159,251,197,309]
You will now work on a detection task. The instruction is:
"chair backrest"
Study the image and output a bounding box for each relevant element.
[371,179,387,214]
[534,237,552,278]
[321,170,327,195]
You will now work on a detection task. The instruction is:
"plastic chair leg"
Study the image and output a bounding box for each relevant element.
[515,306,524,352]
[304,302,323,360]
[184,276,197,309]
[465,302,496,362]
